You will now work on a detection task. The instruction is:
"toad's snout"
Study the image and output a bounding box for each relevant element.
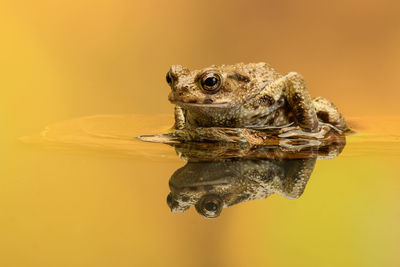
[166,65,190,84]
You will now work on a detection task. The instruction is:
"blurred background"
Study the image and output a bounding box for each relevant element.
[2,0,400,140]
[1,0,400,266]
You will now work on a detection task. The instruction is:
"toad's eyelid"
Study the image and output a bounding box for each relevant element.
[227,72,250,83]
[196,69,222,81]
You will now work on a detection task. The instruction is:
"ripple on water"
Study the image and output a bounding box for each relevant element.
[20,114,400,159]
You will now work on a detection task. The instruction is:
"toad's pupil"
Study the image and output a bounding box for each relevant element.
[204,77,218,87]
[166,72,172,84]
[204,201,217,211]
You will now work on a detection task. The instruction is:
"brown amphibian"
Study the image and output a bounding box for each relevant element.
[167,157,316,218]
[166,137,346,218]
[166,63,348,133]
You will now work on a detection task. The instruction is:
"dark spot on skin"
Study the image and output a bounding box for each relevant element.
[203,98,213,104]
[317,111,330,123]
[295,107,319,131]
[193,119,202,126]
[258,95,275,106]
[228,72,250,83]
[318,146,330,154]
[295,106,305,123]
[250,114,260,119]
[204,185,214,191]
[267,117,275,124]
[292,92,302,104]
[181,196,189,202]
[225,117,239,127]
[287,112,295,121]
[188,99,197,104]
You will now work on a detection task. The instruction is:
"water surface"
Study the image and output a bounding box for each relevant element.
[2,115,398,266]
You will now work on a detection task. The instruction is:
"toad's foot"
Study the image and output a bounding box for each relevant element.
[278,124,331,139]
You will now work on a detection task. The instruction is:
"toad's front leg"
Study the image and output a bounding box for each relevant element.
[173,106,186,130]
[281,72,319,132]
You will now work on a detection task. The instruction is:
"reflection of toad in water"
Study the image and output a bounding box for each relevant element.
[167,141,345,218]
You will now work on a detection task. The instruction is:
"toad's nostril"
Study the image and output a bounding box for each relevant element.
[183,85,189,90]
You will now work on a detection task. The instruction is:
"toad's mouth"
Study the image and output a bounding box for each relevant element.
[170,178,231,191]
[172,101,231,109]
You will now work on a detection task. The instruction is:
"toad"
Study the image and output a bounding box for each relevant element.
[167,157,316,218]
[166,63,348,133]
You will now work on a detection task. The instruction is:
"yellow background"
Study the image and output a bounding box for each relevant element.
[1,1,400,266]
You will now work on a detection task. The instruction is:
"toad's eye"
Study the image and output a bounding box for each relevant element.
[166,71,173,84]
[195,194,223,218]
[200,73,222,93]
